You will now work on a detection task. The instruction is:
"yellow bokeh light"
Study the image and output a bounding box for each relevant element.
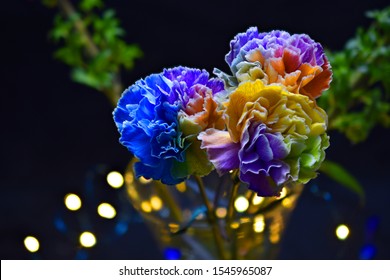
[276,187,287,200]
[176,182,187,192]
[24,236,39,253]
[270,233,280,244]
[215,207,227,218]
[141,201,152,213]
[139,176,152,184]
[97,203,116,219]
[252,195,264,206]
[281,197,293,208]
[125,172,134,185]
[234,196,249,213]
[336,224,350,240]
[64,193,82,211]
[230,222,240,229]
[106,171,124,188]
[168,223,180,233]
[150,196,163,211]
[79,231,96,248]
[253,214,265,233]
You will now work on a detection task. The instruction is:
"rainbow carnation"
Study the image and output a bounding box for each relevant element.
[113,28,332,197]
[216,27,332,100]
[113,66,225,185]
[199,80,329,196]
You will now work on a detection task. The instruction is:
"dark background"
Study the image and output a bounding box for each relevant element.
[1,0,390,259]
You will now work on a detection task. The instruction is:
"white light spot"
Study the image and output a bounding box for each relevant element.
[252,195,264,205]
[106,171,124,188]
[64,193,82,211]
[24,236,39,253]
[234,196,249,213]
[336,224,350,240]
[79,231,96,248]
[97,203,116,219]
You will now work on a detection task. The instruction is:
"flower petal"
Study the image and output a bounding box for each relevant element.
[198,129,240,174]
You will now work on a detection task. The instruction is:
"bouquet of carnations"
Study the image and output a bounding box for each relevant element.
[112,27,332,259]
[113,27,331,197]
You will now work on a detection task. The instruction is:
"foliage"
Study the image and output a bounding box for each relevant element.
[319,6,390,143]
[42,0,143,105]
[319,160,365,205]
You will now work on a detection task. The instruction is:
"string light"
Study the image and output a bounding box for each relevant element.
[97,203,116,219]
[336,224,350,240]
[106,171,124,188]
[79,231,96,248]
[234,196,249,212]
[64,193,82,211]
[24,236,40,253]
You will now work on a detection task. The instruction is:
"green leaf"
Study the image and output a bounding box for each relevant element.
[71,68,112,90]
[319,160,365,205]
[79,0,103,12]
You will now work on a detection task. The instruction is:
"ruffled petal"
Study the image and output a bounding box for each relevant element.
[198,129,240,174]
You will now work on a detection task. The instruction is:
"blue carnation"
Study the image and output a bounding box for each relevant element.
[113,66,224,185]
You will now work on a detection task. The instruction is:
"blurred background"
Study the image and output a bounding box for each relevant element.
[1,0,390,259]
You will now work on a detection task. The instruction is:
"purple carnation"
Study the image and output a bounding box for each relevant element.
[226,27,325,69]
[199,121,290,196]
[221,27,332,99]
[239,122,290,196]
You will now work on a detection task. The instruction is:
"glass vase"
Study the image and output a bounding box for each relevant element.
[124,159,303,260]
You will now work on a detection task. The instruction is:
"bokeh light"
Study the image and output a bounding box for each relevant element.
[106,171,124,188]
[139,176,152,184]
[253,214,265,233]
[336,224,350,240]
[150,196,163,211]
[24,236,40,253]
[234,196,249,212]
[252,195,264,206]
[64,193,82,211]
[141,201,152,213]
[215,207,227,218]
[79,231,96,248]
[276,187,287,200]
[97,203,117,219]
[175,182,186,192]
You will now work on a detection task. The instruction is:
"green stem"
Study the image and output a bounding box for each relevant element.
[194,175,226,260]
[57,0,99,56]
[226,171,240,259]
[155,182,182,223]
[57,0,122,106]
[227,172,240,223]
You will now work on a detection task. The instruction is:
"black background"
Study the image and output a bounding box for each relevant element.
[1,0,390,259]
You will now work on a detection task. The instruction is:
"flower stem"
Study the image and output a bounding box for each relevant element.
[227,171,240,224]
[56,0,122,106]
[194,175,226,260]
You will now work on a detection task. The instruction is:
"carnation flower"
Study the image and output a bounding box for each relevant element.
[199,80,329,196]
[216,27,332,99]
[113,66,224,184]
